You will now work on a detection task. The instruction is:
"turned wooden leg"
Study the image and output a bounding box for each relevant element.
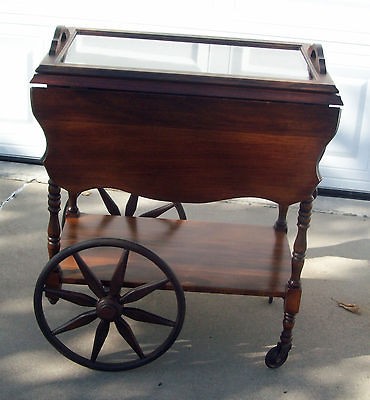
[47,180,61,258]
[274,203,289,233]
[66,191,80,217]
[46,180,62,304]
[269,203,289,304]
[62,191,81,227]
[266,195,313,368]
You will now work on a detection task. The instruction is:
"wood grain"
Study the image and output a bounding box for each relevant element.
[31,86,340,205]
[60,214,292,297]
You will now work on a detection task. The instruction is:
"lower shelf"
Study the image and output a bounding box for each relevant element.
[60,214,292,297]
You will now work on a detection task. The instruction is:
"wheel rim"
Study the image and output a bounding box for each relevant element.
[34,238,185,371]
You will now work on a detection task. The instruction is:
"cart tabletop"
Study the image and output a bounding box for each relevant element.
[31,26,342,205]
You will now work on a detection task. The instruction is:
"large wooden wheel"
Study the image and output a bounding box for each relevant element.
[34,238,185,371]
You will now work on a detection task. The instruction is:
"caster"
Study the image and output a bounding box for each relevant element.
[34,238,185,371]
[265,343,291,368]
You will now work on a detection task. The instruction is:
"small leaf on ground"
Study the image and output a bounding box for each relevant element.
[331,298,361,315]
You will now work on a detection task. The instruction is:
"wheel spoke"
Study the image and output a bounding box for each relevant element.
[45,288,97,307]
[91,319,110,362]
[73,253,105,298]
[52,310,97,335]
[97,188,121,216]
[109,250,129,297]
[125,194,138,217]
[174,203,187,220]
[139,203,175,218]
[121,278,169,304]
[123,307,175,327]
[115,317,145,359]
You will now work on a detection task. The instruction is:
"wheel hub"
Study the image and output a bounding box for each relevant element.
[96,297,121,321]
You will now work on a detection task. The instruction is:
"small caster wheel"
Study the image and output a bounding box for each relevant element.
[265,343,291,368]
[268,297,273,304]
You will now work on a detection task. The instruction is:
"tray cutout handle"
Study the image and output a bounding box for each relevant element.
[308,44,327,75]
[49,25,70,56]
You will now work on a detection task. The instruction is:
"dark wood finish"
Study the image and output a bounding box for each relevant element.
[45,180,62,303]
[274,204,289,233]
[59,214,292,297]
[34,237,186,371]
[30,73,342,106]
[47,180,61,257]
[34,27,342,102]
[31,27,342,368]
[279,195,314,354]
[31,86,340,205]
[31,27,343,107]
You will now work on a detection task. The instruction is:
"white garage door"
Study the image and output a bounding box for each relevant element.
[1,0,369,193]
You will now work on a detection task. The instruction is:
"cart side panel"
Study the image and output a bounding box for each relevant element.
[31,86,340,205]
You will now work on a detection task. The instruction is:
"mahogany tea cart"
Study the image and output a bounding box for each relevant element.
[30,26,342,371]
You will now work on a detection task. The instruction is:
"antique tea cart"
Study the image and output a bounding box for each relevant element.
[31,26,342,371]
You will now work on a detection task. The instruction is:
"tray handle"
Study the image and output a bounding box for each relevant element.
[49,25,70,56]
[308,44,327,75]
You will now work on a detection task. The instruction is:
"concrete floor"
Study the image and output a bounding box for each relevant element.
[0,161,369,400]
